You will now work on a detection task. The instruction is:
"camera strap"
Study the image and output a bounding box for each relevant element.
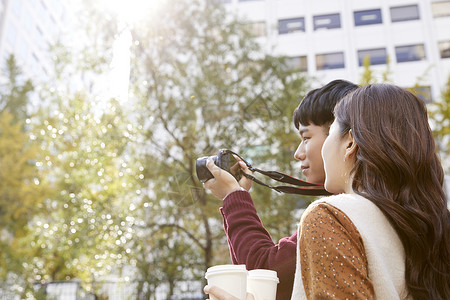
[227,150,331,196]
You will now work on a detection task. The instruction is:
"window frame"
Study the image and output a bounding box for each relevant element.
[357,48,387,66]
[316,52,345,70]
[431,1,450,18]
[285,56,308,72]
[390,5,420,23]
[438,41,450,59]
[313,13,341,30]
[409,86,432,103]
[354,9,383,26]
[395,44,426,63]
[246,21,266,37]
[278,17,306,34]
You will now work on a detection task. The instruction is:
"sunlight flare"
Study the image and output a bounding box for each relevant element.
[101,0,165,23]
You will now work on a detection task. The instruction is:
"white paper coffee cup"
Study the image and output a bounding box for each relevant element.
[247,269,279,300]
[205,264,248,300]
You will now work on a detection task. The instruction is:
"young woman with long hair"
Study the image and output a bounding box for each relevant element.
[291,84,449,299]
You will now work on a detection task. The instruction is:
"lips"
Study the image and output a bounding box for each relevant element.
[301,166,309,174]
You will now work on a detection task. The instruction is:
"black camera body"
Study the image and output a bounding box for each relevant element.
[196,149,241,183]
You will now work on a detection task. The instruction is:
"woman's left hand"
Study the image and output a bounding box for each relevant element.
[204,285,255,300]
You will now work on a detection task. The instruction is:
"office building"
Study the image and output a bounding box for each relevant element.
[0,0,70,81]
[224,0,450,102]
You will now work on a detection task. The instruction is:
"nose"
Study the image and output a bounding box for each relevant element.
[294,142,306,161]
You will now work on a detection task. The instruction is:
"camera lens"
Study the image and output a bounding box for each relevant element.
[195,156,217,183]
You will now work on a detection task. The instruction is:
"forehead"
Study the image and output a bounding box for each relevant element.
[298,123,328,135]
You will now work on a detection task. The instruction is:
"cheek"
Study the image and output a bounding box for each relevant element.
[321,140,331,165]
[310,138,324,156]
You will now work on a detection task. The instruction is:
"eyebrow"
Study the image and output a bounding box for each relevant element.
[299,128,309,136]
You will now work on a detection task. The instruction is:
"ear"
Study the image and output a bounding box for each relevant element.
[344,129,358,160]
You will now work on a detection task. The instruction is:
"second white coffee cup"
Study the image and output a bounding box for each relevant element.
[247,269,279,300]
[205,264,248,300]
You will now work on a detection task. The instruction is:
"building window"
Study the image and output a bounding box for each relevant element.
[278,17,305,34]
[17,39,29,65]
[6,24,17,48]
[354,9,382,26]
[358,48,387,66]
[23,9,34,34]
[390,5,420,22]
[246,22,266,37]
[395,44,426,63]
[285,56,308,72]
[438,41,450,58]
[316,52,345,70]
[432,1,450,18]
[409,86,432,103]
[11,0,22,17]
[313,13,341,30]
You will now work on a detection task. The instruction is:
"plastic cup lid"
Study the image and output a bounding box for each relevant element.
[205,264,247,279]
[248,269,279,283]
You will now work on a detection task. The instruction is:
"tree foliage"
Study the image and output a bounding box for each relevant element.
[0,111,49,278]
[0,55,33,122]
[0,55,49,298]
[0,1,312,298]
[22,94,139,286]
[428,75,450,173]
[359,55,392,86]
[0,11,140,297]
[125,0,310,295]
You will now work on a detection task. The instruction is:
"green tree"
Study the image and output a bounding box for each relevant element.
[21,94,141,290]
[381,55,392,83]
[360,56,376,86]
[13,9,141,294]
[359,55,392,85]
[0,54,33,122]
[428,76,450,173]
[0,54,49,298]
[126,0,309,296]
[0,111,49,277]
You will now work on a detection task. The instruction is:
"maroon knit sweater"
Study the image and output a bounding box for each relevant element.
[219,190,297,300]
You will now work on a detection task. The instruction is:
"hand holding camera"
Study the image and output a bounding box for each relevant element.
[198,150,253,199]
[197,149,330,197]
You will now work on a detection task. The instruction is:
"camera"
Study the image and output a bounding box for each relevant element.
[196,149,242,183]
[196,149,330,196]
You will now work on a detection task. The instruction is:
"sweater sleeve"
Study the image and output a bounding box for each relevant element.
[219,190,297,300]
[299,203,375,299]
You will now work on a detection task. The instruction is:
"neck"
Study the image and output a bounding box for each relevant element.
[343,174,354,194]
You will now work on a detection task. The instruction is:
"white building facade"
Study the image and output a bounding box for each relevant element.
[224,0,450,101]
[0,0,69,80]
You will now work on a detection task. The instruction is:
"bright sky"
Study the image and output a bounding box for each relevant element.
[97,0,166,103]
[108,29,132,103]
[99,0,165,24]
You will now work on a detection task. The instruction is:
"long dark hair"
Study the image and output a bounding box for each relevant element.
[334,84,450,299]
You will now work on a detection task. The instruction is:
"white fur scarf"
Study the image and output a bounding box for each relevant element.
[291,193,410,299]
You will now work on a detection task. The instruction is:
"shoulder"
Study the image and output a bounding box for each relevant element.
[299,200,359,238]
[301,193,400,252]
[298,193,379,241]
[303,193,381,222]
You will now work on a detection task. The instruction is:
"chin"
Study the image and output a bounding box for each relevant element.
[324,181,338,194]
[306,175,325,185]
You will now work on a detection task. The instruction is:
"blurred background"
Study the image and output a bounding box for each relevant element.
[0,0,448,299]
